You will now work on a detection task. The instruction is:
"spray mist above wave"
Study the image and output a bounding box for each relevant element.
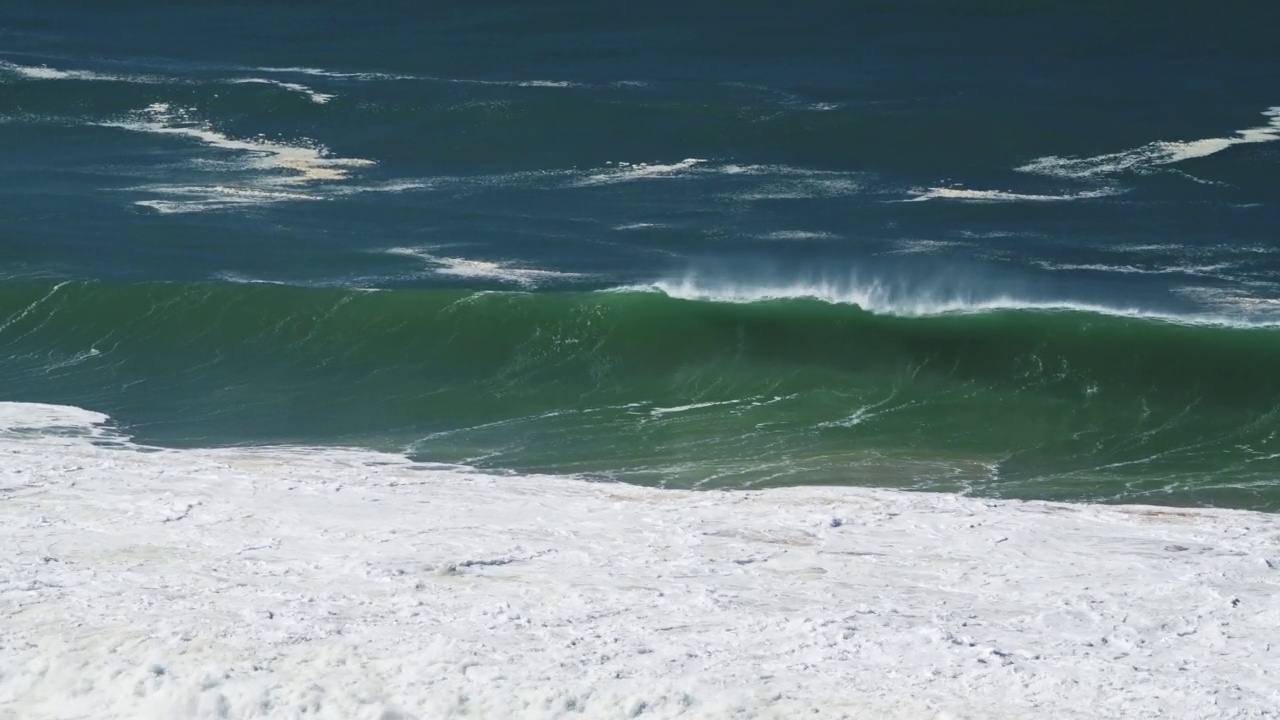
[1019,106,1280,179]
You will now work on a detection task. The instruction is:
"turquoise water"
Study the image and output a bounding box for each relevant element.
[2,2,1279,508]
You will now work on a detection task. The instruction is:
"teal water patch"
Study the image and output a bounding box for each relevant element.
[2,280,1278,508]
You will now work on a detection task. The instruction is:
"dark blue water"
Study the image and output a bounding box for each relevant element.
[3,2,1279,507]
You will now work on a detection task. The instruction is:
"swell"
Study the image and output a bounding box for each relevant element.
[2,280,1279,506]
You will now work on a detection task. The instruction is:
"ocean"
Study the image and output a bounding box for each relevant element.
[3,1,1279,509]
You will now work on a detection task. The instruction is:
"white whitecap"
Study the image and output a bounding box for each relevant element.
[758,231,838,241]
[229,78,335,104]
[1019,106,1280,179]
[576,158,709,186]
[101,103,373,212]
[0,59,174,85]
[904,187,1121,203]
[386,248,583,286]
[633,274,1280,327]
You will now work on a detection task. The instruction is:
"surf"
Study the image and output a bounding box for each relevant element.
[1,279,1278,507]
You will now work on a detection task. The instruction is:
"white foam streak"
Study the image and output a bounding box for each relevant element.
[387,248,583,286]
[250,65,412,80]
[1019,106,1280,178]
[576,158,708,186]
[4,401,1280,719]
[759,231,838,241]
[640,276,1280,326]
[102,103,374,212]
[229,78,335,104]
[1034,261,1235,278]
[906,187,1121,202]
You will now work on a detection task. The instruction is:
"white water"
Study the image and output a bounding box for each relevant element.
[2,402,1278,719]
[1019,106,1280,179]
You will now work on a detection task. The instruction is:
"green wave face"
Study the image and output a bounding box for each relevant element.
[3,281,1279,507]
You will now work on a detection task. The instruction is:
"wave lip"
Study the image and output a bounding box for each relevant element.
[1019,106,1280,179]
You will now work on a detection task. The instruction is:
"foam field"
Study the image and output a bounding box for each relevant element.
[2,402,1278,719]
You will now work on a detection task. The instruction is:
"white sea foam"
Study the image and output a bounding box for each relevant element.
[1019,106,1280,179]
[1033,261,1236,279]
[3,400,1279,719]
[387,247,583,286]
[229,77,335,104]
[886,239,962,255]
[718,164,864,200]
[101,103,373,211]
[251,65,413,80]
[0,60,160,83]
[905,186,1121,202]
[251,65,577,88]
[1174,286,1280,319]
[612,222,666,231]
[649,399,743,416]
[576,158,709,186]
[758,230,838,241]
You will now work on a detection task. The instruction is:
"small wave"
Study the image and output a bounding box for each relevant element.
[905,186,1121,203]
[250,65,413,81]
[758,231,839,241]
[1019,106,1280,179]
[251,65,577,88]
[1174,287,1280,319]
[886,239,963,255]
[0,60,161,84]
[131,185,325,214]
[576,159,708,186]
[386,248,584,286]
[229,78,334,104]
[718,165,864,200]
[612,222,667,231]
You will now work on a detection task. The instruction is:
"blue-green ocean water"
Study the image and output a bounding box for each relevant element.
[3,2,1279,508]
